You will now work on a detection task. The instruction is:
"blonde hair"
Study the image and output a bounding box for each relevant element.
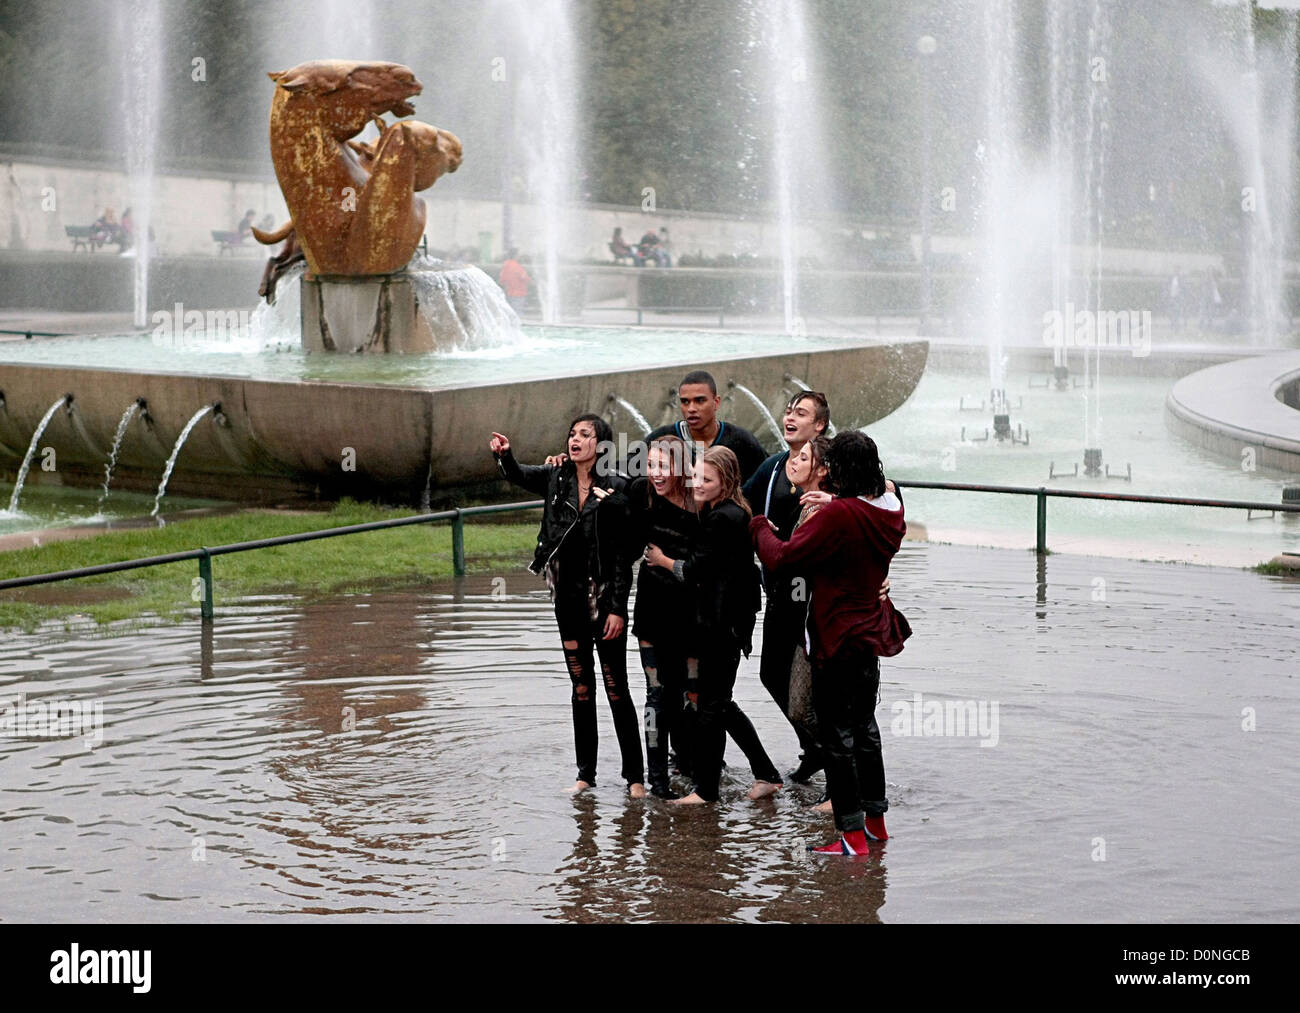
[699,446,751,517]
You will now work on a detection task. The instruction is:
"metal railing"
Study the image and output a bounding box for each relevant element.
[582,305,726,327]
[0,500,544,621]
[1,482,1297,622]
[0,329,63,340]
[900,480,1300,554]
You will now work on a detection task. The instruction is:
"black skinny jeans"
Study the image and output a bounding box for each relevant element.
[688,641,782,802]
[811,644,889,832]
[556,602,644,786]
[759,598,825,768]
[637,640,692,785]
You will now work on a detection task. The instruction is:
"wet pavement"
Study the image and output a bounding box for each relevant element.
[1,542,1296,922]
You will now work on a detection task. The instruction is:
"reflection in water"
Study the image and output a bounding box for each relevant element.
[0,547,1297,921]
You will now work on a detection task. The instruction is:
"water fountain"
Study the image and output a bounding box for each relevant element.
[4,395,72,515]
[151,404,215,517]
[728,381,788,449]
[1198,0,1299,347]
[121,0,163,330]
[606,395,652,437]
[496,0,581,324]
[99,400,145,509]
[756,0,834,335]
[975,0,1022,445]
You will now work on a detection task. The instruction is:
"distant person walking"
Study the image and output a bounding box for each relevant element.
[1169,270,1184,334]
[499,248,531,314]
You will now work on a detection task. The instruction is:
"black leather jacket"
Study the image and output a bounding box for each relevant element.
[495,448,634,619]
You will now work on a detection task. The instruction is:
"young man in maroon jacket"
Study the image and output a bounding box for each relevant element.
[750,430,911,856]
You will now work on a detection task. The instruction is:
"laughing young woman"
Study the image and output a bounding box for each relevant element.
[490,414,646,798]
[645,445,782,805]
[626,435,699,799]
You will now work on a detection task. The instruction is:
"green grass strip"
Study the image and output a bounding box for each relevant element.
[0,499,539,632]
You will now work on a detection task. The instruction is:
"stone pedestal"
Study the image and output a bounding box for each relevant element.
[301,274,436,354]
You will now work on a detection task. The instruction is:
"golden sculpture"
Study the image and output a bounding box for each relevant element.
[253,59,463,281]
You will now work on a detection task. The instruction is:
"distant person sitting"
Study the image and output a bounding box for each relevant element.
[236,209,257,242]
[90,208,120,249]
[610,227,642,266]
[498,248,531,313]
[639,228,669,268]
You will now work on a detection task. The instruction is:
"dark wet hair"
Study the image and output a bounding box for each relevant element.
[680,370,717,396]
[568,412,613,447]
[786,390,830,432]
[824,430,885,499]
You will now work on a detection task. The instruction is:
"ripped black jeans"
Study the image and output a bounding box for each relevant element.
[637,640,693,787]
[556,601,645,786]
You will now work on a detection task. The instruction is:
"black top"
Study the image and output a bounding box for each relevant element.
[742,450,801,537]
[678,499,762,656]
[743,449,804,610]
[494,448,634,620]
[627,478,700,650]
[644,419,768,483]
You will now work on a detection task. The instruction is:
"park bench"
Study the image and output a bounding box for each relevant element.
[212,230,243,254]
[66,225,99,252]
[609,242,637,266]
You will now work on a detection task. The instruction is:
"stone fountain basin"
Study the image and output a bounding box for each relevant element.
[0,338,928,503]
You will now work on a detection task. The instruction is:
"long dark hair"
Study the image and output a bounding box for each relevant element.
[645,434,697,511]
[804,435,832,491]
[824,430,886,499]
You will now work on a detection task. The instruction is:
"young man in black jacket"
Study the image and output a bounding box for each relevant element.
[490,414,646,797]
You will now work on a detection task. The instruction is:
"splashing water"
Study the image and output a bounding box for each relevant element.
[729,383,787,449]
[4,397,69,515]
[151,405,213,517]
[408,258,525,350]
[98,401,142,510]
[607,395,651,436]
[503,0,581,325]
[121,0,162,329]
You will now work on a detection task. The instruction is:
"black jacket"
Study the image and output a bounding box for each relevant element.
[495,448,634,619]
[678,499,762,656]
[627,477,701,648]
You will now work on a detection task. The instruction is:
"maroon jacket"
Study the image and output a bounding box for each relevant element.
[750,495,911,660]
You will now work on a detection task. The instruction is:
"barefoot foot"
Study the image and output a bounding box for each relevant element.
[568,780,593,795]
[628,782,647,799]
[747,780,782,800]
[813,798,833,812]
[671,792,707,805]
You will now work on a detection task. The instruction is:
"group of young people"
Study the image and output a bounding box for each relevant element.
[488,370,911,857]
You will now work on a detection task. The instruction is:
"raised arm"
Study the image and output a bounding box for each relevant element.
[489,432,552,496]
[750,503,842,574]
